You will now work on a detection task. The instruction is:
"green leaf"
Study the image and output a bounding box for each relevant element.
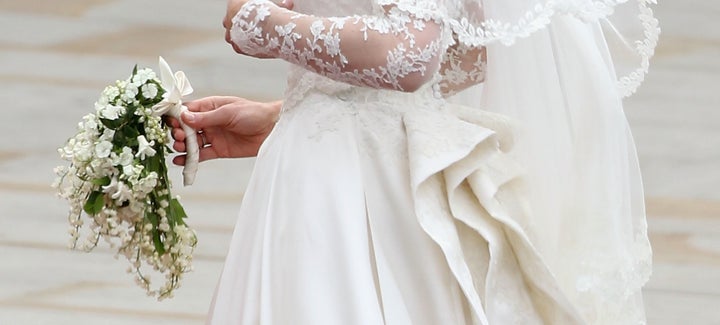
[100,118,122,130]
[115,125,140,145]
[144,154,161,173]
[83,191,104,215]
[168,198,188,226]
[91,177,111,187]
[152,80,166,96]
[126,105,137,117]
[153,229,165,255]
[145,210,165,255]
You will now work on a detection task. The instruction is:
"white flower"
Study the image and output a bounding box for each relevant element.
[82,115,99,133]
[102,177,118,194]
[102,85,120,101]
[99,128,115,141]
[112,182,133,203]
[74,141,93,162]
[116,79,128,89]
[115,183,133,203]
[115,146,134,166]
[101,104,125,120]
[122,84,139,103]
[122,165,134,177]
[136,135,156,160]
[94,101,108,112]
[90,156,113,171]
[102,178,133,203]
[141,83,158,99]
[95,141,113,158]
[136,172,158,193]
[133,68,157,85]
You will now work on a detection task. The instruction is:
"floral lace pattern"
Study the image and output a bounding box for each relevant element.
[437,40,487,97]
[231,0,657,98]
[444,0,659,97]
[616,0,659,96]
[231,0,449,92]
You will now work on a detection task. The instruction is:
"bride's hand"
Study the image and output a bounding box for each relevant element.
[167,96,281,165]
[224,0,295,57]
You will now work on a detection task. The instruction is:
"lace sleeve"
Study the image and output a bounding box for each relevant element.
[229,0,448,92]
[437,40,486,97]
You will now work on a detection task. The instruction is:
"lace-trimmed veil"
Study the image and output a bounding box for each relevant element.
[378,0,658,95]
[389,0,658,322]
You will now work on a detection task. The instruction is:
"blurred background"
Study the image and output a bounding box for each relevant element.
[0,0,718,324]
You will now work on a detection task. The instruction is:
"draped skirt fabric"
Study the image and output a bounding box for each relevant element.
[207,84,582,324]
[208,90,473,325]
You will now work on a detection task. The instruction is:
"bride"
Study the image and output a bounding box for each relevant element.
[170,0,659,323]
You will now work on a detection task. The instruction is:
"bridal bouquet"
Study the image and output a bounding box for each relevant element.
[53,57,199,300]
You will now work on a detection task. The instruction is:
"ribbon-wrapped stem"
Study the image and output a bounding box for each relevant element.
[152,57,198,186]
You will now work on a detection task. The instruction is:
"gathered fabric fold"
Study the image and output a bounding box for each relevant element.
[403,104,586,324]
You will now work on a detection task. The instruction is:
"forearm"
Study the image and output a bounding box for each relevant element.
[230,0,445,92]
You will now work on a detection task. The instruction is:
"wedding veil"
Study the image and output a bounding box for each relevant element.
[445,0,659,323]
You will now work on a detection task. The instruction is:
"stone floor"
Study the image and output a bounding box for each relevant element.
[0,0,718,324]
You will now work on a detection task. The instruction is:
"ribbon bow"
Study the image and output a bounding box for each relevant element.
[152,56,194,117]
[152,57,199,186]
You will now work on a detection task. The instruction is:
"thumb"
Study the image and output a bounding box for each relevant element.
[181,108,231,129]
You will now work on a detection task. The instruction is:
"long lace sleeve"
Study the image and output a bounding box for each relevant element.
[437,40,486,97]
[229,0,448,92]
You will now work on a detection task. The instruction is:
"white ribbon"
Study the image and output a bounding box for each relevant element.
[152,56,199,186]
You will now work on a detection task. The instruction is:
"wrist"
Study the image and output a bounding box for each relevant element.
[230,0,282,58]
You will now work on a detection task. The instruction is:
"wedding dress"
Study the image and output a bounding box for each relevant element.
[208,0,659,324]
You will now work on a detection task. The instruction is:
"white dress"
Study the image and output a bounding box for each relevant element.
[208,0,659,324]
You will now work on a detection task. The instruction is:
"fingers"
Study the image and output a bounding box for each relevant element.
[172,147,219,166]
[165,116,181,129]
[278,0,294,9]
[225,29,233,45]
[171,127,209,153]
[185,96,241,113]
[171,131,186,156]
[181,102,240,130]
[184,96,241,126]
[172,155,185,166]
[223,15,231,30]
[224,0,243,30]
[171,125,186,141]
[172,137,186,153]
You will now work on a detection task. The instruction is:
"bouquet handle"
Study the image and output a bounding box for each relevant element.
[176,106,199,186]
[152,56,199,186]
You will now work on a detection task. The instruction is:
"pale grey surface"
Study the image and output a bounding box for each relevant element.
[1,0,719,324]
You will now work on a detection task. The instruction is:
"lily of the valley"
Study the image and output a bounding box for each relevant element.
[151,57,199,186]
